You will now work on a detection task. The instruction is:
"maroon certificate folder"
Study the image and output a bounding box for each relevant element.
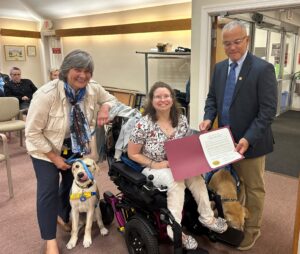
[164,134,210,181]
[164,127,244,181]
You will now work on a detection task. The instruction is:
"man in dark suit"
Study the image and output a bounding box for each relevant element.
[199,20,277,250]
[4,67,37,110]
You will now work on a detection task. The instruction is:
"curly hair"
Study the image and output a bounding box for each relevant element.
[143,81,181,127]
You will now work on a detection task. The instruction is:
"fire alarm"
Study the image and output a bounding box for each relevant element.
[43,20,53,30]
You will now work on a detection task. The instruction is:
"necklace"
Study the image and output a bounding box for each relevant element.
[157,122,174,138]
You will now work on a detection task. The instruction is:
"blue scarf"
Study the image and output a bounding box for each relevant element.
[64,83,91,154]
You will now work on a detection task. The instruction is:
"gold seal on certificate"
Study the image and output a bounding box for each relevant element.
[212,160,220,166]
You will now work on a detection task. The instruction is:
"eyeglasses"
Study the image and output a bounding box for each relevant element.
[153,95,172,100]
[223,36,247,48]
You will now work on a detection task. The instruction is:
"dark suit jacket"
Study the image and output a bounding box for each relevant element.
[204,52,277,158]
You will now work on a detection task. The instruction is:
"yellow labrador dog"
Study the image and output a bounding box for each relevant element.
[66,158,108,249]
[208,168,249,231]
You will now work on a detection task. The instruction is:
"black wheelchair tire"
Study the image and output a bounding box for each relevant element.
[125,218,159,254]
[100,199,114,226]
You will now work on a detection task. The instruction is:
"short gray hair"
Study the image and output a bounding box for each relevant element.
[10,66,21,75]
[222,20,248,36]
[59,49,94,82]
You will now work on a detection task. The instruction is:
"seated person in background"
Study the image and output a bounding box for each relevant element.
[49,68,59,81]
[0,70,9,96]
[128,81,228,250]
[4,67,37,110]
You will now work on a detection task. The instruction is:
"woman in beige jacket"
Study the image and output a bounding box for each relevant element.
[25,50,116,254]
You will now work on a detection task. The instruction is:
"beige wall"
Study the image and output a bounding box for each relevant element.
[55,3,191,92]
[0,18,43,86]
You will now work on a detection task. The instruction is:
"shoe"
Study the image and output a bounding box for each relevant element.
[237,231,261,251]
[201,217,228,234]
[182,234,198,250]
[57,216,71,232]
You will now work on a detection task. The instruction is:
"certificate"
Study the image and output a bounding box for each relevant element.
[164,127,244,181]
[199,127,244,169]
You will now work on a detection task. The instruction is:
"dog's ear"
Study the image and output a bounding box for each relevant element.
[243,207,250,218]
[71,162,78,173]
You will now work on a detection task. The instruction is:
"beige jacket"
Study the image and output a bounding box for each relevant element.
[25,79,116,162]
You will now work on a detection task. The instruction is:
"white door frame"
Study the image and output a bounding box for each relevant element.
[190,0,300,129]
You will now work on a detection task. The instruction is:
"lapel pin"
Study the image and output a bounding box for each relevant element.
[239,77,243,81]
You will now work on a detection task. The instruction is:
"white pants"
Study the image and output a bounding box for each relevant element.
[142,167,214,235]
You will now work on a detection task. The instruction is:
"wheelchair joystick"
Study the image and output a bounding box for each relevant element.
[148,175,154,181]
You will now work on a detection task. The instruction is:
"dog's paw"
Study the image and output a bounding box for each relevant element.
[100,227,108,236]
[66,239,77,250]
[83,237,92,248]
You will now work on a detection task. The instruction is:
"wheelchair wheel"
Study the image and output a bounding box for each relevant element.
[100,199,114,226]
[125,218,159,254]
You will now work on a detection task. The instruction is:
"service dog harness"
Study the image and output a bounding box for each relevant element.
[205,165,241,202]
[67,158,98,203]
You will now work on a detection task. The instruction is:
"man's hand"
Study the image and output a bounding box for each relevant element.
[235,138,249,155]
[199,119,212,131]
[97,104,110,126]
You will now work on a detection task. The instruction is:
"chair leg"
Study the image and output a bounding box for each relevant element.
[19,130,23,147]
[5,157,14,198]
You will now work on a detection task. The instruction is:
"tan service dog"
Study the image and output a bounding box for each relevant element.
[66,158,108,249]
[208,168,249,231]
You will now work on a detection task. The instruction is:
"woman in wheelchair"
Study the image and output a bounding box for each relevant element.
[127,81,228,250]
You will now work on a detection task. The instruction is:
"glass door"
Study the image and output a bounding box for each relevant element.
[281,32,296,113]
[253,27,297,115]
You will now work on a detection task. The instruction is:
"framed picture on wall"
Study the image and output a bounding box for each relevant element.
[27,45,36,57]
[4,45,26,61]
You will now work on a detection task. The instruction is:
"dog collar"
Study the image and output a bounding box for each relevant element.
[75,181,94,189]
[70,191,97,202]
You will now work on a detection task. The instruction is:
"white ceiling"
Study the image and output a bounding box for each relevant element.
[0,0,190,22]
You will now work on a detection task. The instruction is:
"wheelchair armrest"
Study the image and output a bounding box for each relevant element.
[110,161,147,186]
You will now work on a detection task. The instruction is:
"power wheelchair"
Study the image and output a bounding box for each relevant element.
[100,117,244,254]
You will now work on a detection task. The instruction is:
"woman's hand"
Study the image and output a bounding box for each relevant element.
[45,151,71,170]
[151,160,169,169]
[98,104,110,126]
[52,156,71,170]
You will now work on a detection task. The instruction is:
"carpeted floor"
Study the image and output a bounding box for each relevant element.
[0,135,298,254]
[266,110,300,177]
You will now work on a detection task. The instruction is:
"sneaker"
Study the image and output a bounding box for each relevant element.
[202,217,228,233]
[182,234,198,250]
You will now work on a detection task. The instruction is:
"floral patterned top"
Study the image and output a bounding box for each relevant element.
[129,114,192,162]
